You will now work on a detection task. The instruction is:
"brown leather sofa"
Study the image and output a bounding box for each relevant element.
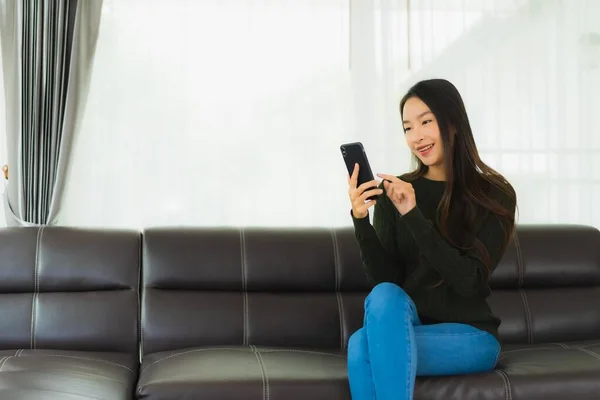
[0,227,140,400]
[0,225,599,399]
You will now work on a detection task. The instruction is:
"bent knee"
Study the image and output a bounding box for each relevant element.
[347,328,368,364]
[416,331,501,376]
[368,282,408,303]
[465,331,501,372]
[365,282,413,317]
[457,339,500,374]
[480,336,501,371]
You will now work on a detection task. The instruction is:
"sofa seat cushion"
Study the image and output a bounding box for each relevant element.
[137,346,507,400]
[413,340,600,400]
[494,340,600,400]
[0,349,137,399]
[137,341,600,400]
[137,346,349,399]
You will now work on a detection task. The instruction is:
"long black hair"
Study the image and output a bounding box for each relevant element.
[400,78,516,275]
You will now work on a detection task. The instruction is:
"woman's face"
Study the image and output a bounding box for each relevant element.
[402,96,444,168]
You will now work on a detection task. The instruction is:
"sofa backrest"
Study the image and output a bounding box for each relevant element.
[489,225,600,344]
[0,227,140,353]
[141,228,366,355]
[141,225,600,354]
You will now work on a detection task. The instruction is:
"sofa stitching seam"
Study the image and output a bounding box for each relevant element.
[259,351,270,400]
[331,229,345,349]
[251,345,268,400]
[31,226,44,350]
[0,356,11,371]
[514,232,523,287]
[137,233,143,361]
[575,346,600,362]
[514,233,533,345]
[252,348,265,400]
[494,371,507,400]
[496,370,512,400]
[257,346,270,400]
[240,229,248,346]
[519,289,533,344]
[259,349,344,357]
[337,292,346,349]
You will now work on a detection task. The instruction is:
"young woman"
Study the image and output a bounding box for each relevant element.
[346,78,516,400]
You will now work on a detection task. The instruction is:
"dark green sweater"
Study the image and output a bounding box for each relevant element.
[352,176,515,342]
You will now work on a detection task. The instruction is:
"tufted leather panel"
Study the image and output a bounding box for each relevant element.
[0,227,141,353]
[142,228,349,355]
[489,225,600,345]
[141,225,600,355]
[513,226,600,287]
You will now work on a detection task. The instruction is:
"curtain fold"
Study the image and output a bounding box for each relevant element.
[0,0,103,226]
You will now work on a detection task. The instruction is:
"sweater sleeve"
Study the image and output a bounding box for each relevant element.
[400,193,516,297]
[351,186,406,285]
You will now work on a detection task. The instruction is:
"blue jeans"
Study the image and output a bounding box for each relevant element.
[347,282,501,400]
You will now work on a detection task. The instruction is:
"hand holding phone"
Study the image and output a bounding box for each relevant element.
[347,163,383,219]
[340,142,376,190]
[340,142,383,219]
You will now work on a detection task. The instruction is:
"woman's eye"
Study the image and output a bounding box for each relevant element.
[423,120,432,125]
[404,127,411,133]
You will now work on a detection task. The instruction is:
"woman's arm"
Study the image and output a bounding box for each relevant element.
[400,194,516,297]
[352,184,406,285]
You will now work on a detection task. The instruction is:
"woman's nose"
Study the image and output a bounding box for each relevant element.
[411,129,424,143]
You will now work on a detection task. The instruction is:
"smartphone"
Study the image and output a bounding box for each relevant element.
[340,142,379,201]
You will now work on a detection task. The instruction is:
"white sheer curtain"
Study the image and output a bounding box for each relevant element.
[0,46,6,228]
[59,0,600,229]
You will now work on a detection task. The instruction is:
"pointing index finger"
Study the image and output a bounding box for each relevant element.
[377,173,401,183]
